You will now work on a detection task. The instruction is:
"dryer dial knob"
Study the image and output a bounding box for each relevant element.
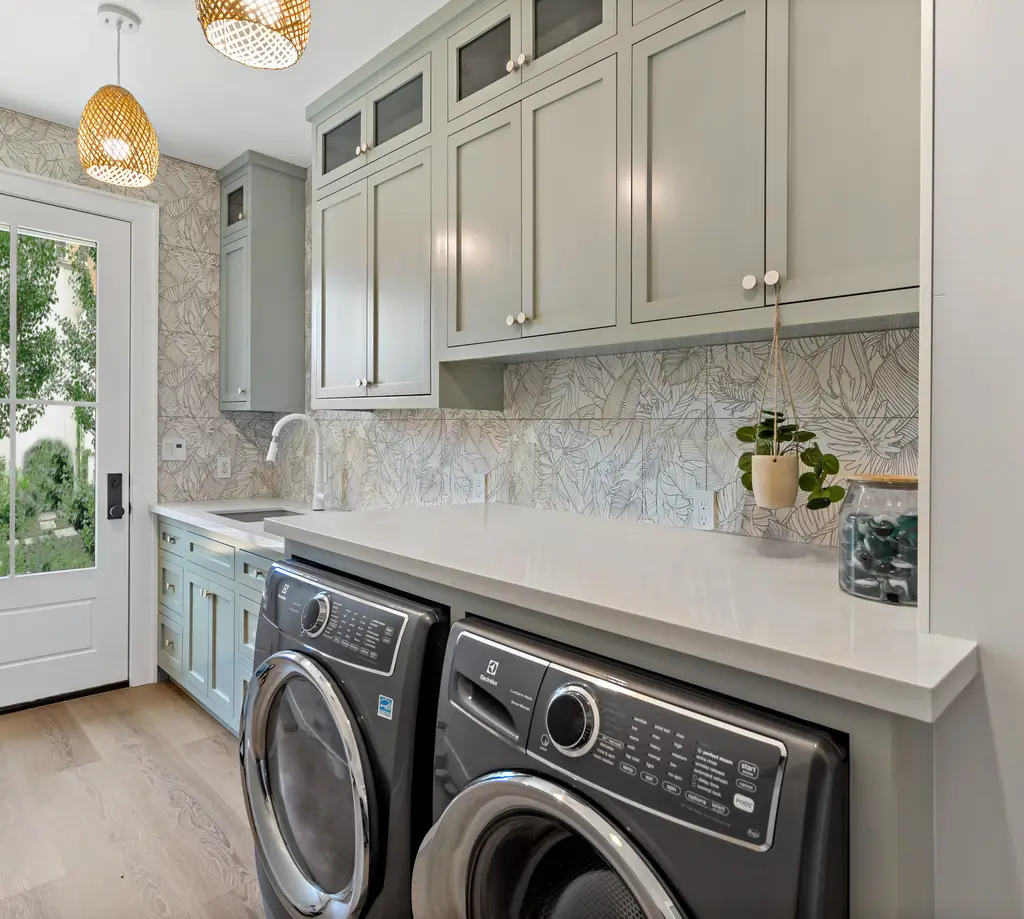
[300,592,331,637]
[545,685,600,758]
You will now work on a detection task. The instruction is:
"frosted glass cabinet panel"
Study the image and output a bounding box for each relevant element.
[632,0,766,322]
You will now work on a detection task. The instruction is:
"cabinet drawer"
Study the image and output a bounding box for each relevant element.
[159,553,184,620]
[235,550,273,593]
[185,531,235,579]
[236,586,262,663]
[158,521,186,558]
[158,614,183,677]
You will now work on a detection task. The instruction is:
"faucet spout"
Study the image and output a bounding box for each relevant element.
[266,413,326,511]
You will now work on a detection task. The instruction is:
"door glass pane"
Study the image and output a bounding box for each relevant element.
[267,679,357,893]
[458,18,512,101]
[227,186,245,226]
[374,74,423,147]
[323,113,362,175]
[534,0,603,58]
[11,404,96,574]
[16,234,97,402]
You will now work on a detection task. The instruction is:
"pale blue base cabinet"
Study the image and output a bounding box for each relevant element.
[156,518,274,736]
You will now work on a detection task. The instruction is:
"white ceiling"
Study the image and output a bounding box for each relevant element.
[0,0,447,171]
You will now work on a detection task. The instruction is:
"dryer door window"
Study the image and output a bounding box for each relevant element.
[242,650,374,919]
[412,772,686,919]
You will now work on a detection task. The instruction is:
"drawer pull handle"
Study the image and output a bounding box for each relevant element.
[163,639,174,649]
[245,564,266,580]
[164,583,175,592]
[200,588,211,599]
[162,534,177,545]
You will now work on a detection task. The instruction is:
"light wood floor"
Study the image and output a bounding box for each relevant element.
[0,681,264,919]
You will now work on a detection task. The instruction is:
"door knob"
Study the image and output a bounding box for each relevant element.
[506,314,515,326]
[764,269,781,287]
[742,274,757,291]
[516,312,529,325]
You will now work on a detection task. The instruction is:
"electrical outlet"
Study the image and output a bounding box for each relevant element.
[471,472,488,503]
[215,455,232,479]
[161,438,186,462]
[694,490,718,530]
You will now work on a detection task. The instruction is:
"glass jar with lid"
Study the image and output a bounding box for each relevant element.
[838,475,919,606]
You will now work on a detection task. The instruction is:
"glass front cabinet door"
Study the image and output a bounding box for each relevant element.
[315,55,431,192]
[448,0,615,119]
[221,173,248,239]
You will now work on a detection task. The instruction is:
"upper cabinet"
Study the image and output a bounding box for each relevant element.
[217,152,306,413]
[305,0,921,387]
[448,0,616,118]
[314,55,431,193]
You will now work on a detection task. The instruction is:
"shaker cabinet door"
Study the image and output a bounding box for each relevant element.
[632,0,766,323]
[313,182,369,402]
[183,571,211,699]
[206,581,236,722]
[449,1,523,120]
[219,236,250,405]
[366,149,432,397]
[522,0,616,81]
[764,0,920,306]
[521,56,617,337]
[447,107,524,346]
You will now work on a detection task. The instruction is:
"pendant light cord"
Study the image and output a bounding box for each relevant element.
[116,21,122,86]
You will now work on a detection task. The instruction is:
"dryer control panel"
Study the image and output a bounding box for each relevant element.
[264,563,410,676]
[527,665,788,851]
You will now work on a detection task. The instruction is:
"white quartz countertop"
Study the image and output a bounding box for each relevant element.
[152,498,319,553]
[266,503,977,722]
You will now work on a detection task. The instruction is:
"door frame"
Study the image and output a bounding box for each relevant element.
[0,165,159,690]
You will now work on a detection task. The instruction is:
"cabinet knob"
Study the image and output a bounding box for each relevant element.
[163,639,174,649]
[164,583,174,592]
[355,145,363,156]
[516,312,529,325]
[360,142,370,154]
[200,588,211,599]
[506,314,515,326]
[517,52,528,67]
[506,59,517,73]
[764,269,781,287]
[237,387,246,395]
[742,274,758,291]
[356,378,370,387]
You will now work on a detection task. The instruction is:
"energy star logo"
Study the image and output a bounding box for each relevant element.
[378,695,394,720]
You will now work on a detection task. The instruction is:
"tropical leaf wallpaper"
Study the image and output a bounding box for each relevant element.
[0,107,919,546]
[0,107,276,502]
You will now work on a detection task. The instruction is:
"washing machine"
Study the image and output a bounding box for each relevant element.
[413,620,849,919]
[240,560,447,919]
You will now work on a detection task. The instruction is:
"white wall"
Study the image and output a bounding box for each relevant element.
[932,0,1024,913]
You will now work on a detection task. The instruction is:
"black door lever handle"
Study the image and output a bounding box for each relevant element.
[107,473,126,520]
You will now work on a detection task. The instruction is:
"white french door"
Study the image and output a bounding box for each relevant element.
[0,193,130,709]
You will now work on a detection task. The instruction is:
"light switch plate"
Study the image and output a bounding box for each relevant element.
[161,438,187,462]
[215,456,232,479]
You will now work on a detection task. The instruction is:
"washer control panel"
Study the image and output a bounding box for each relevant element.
[268,568,407,676]
[526,665,788,849]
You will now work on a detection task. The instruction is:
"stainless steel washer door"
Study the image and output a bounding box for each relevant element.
[412,772,686,919]
[241,650,373,919]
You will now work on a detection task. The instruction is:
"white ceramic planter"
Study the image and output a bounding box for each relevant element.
[752,455,799,509]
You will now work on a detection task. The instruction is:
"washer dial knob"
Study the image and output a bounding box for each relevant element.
[545,685,600,758]
[300,592,331,637]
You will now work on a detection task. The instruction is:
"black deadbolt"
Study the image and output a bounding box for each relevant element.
[107,473,126,520]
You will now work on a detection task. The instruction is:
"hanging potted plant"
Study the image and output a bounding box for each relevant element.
[734,275,845,512]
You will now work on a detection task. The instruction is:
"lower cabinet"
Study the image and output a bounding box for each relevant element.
[157,520,275,736]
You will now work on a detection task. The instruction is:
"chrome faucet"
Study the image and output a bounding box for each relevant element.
[266,413,325,511]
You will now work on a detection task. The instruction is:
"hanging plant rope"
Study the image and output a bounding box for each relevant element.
[734,278,846,512]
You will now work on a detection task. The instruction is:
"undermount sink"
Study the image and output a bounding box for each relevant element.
[212,509,305,524]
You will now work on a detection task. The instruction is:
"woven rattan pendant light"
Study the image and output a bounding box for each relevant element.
[197,0,311,70]
[78,6,159,188]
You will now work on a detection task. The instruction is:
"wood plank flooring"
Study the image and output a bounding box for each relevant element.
[0,682,264,918]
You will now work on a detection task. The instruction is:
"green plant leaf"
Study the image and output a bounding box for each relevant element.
[761,410,785,418]
[756,440,774,456]
[741,471,753,491]
[777,431,794,442]
[736,426,756,443]
[777,425,798,435]
[827,485,846,503]
[795,431,816,443]
[798,472,819,491]
[821,454,840,476]
[807,496,831,511]
[738,452,753,472]
[802,445,822,465]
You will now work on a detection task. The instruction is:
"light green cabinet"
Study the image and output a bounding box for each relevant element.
[183,566,236,722]
[447,0,616,119]
[448,56,617,344]
[312,147,432,406]
[217,151,306,413]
